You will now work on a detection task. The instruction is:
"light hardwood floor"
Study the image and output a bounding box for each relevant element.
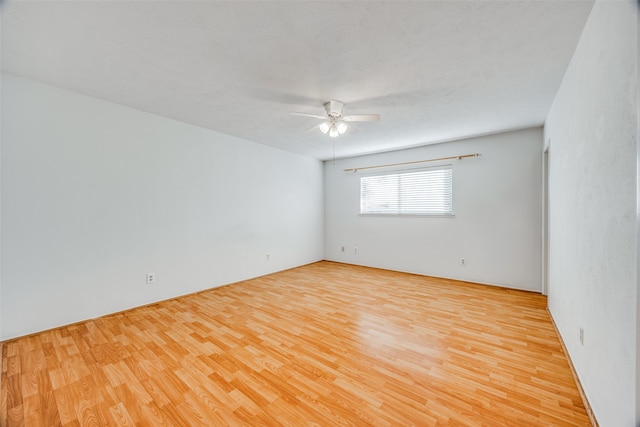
[1,261,590,426]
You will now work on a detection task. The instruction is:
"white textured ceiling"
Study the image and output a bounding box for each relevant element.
[1,1,593,160]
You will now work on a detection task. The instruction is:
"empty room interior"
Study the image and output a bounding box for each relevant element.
[1,1,638,426]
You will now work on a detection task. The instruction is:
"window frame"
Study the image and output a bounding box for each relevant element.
[358,164,454,217]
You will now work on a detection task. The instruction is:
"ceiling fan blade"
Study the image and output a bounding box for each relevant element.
[290,112,327,120]
[343,114,380,122]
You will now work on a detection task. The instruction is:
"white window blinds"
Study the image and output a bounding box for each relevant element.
[360,165,453,215]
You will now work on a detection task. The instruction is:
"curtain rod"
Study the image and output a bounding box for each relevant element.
[343,153,482,173]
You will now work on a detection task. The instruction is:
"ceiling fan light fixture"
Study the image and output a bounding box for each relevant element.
[319,122,330,134]
[291,100,379,138]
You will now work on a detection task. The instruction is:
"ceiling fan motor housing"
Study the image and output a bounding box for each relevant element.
[325,100,344,118]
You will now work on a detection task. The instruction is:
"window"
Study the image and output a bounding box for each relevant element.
[360,165,453,215]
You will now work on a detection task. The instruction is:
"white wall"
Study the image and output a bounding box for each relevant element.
[325,128,542,291]
[0,17,3,341]
[544,1,638,426]
[637,7,640,422]
[1,74,324,340]
[0,9,4,342]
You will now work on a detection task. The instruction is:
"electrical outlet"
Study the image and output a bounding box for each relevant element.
[341,246,345,252]
[266,253,271,261]
[579,327,584,345]
[146,273,155,284]
[354,247,358,254]
[461,258,466,266]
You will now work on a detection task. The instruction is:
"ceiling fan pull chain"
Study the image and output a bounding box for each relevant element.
[333,141,336,165]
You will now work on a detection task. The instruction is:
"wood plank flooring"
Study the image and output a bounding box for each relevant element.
[1,261,591,426]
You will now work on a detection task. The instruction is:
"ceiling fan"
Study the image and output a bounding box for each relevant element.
[290,100,380,137]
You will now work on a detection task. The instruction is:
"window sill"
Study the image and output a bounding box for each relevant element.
[358,213,455,218]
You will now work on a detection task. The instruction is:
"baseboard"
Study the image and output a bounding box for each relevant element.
[323,259,542,294]
[546,308,599,427]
